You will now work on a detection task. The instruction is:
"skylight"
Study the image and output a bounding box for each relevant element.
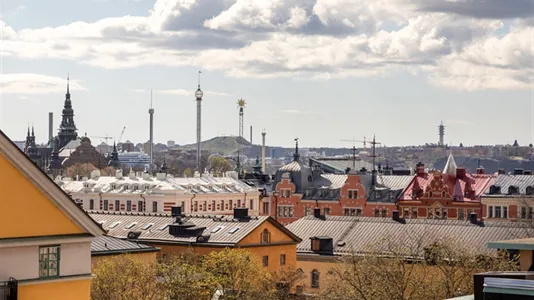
[158,224,169,231]
[228,226,240,234]
[125,222,137,229]
[142,223,154,230]
[211,226,224,233]
[109,221,121,229]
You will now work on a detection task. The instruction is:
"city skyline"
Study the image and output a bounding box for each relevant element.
[1,0,533,148]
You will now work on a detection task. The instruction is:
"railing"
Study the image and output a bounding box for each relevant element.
[0,278,17,300]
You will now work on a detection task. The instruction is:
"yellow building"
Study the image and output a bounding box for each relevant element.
[89,206,301,272]
[90,235,160,269]
[0,130,105,300]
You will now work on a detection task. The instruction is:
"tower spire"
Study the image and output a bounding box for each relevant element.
[67,75,70,95]
[293,138,300,161]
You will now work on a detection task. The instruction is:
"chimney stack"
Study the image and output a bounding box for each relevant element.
[171,206,182,217]
[261,130,266,173]
[416,162,425,176]
[469,212,478,224]
[456,167,466,178]
[476,167,485,174]
[233,208,249,220]
[48,112,53,144]
[313,207,321,219]
[250,126,252,144]
[514,168,525,175]
[498,168,505,175]
[392,210,400,221]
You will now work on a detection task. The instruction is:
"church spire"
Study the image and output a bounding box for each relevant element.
[57,75,78,150]
[66,75,70,98]
[293,138,300,161]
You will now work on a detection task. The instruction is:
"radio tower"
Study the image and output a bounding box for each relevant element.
[439,121,445,147]
[237,98,246,140]
[148,90,154,172]
[195,71,204,175]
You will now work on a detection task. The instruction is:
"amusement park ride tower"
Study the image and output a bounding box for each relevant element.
[237,98,246,140]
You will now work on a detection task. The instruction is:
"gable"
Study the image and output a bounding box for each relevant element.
[238,219,300,246]
[0,130,104,239]
[0,154,85,238]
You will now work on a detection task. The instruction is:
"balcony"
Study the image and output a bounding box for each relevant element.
[0,278,17,300]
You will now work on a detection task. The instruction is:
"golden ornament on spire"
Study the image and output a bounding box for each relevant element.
[237,98,246,108]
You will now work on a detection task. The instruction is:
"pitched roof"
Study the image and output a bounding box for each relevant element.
[88,211,300,246]
[309,157,373,174]
[0,130,105,237]
[485,174,534,196]
[443,152,458,175]
[91,235,159,256]
[286,215,531,258]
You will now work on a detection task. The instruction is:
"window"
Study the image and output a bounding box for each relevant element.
[194,201,198,212]
[490,185,501,194]
[356,208,362,216]
[427,208,433,219]
[104,200,109,210]
[127,201,132,212]
[403,208,409,218]
[115,200,120,211]
[344,208,356,216]
[89,199,94,210]
[509,186,519,195]
[153,201,158,212]
[521,207,527,219]
[39,246,60,278]
[527,186,534,195]
[111,184,117,190]
[211,226,223,233]
[324,207,330,216]
[158,224,169,231]
[458,209,464,220]
[262,229,271,243]
[495,206,502,218]
[138,200,144,212]
[263,202,269,214]
[133,185,138,191]
[296,286,303,295]
[250,199,254,210]
[311,239,320,251]
[311,269,320,288]
[412,208,418,219]
[305,207,312,216]
[203,201,207,212]
[263,256,269,267]
[503,206,508,219]
[381,209,387,217]
[488,206,494,218]
[374,209,379,217]
[348,190,358,199]
[229,200,233,209]
[429,191,433,198]
[212,200,216,211]
[280,254,286,266]
[237,200,241,208]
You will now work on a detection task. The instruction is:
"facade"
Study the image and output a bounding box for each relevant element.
[89,207,302,272]
[58,170,262,216]
[0,130,104,300]
[117,151,150,168]
[482,172,534,222]
[266,140,412,224]
[286,209,531,294]
[397,154,495,220]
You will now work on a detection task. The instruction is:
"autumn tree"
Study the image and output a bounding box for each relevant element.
[271,267,308,300]
[91,255,164,300]
[65,163,97,178]
[183,167,193,177]
[209,156,232,177]
[100,166,116,176]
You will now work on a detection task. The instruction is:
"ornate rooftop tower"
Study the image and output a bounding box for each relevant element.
[108,142,121,169]
[57,76,78,149]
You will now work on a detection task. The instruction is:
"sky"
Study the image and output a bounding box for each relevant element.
[0,0,533,148]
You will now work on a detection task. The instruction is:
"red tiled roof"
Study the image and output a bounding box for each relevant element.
[399,172,496,202]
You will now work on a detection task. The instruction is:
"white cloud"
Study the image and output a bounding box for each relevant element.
[157,89,231,97]
[1,0,532,90]
[127,89,147,93]
[0,74,88,95]
[280,109,312,115]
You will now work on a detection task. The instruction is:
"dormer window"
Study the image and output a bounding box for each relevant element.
[489,185,501,195]
[144,185,150,190]
[111,184,117,190]
[509,186,519,195]
[133,185,138,191]
[527,186,534,195]
[261,229,271,244]
[83,183,89,188]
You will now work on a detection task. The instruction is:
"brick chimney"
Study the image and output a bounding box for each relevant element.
[416,162,425,177]
[456,168,466,178]
[476,167,484,174]
[498,168,505,175]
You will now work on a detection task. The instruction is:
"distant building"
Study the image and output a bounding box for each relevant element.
[62,137,110,169]
[167,140,176,147]
[118,151,150,168]
[119,140,135,152]
[58,169,262,216]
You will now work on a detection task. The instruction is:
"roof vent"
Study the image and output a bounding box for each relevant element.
[310,236,334,255]
[171,206,182,217]
[514,168,525,175]
[196,233,211,243]
[313,207,321,219]
[469,212,478,225]
[127,231,141,239]
[498,168,505,175]
[233,208,249,221]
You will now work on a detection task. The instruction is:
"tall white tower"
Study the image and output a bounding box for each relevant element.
[439,121,445,147]
[237,98,246,140]
[195,71,204,175]
[149,90,154,172]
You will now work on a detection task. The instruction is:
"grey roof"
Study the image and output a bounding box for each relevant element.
[376,175,414,190]
[286,215,532,258]
[279,161,303,172]
[485,174,534,196]
[310,157,373,174]
[91,235,159,256]
[88,211,300,246]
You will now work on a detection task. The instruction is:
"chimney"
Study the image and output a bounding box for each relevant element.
[115,169,123,179]
[261,130,266,173]
[313,207,321,218]
[476,167,485,174]
[233,208,249,220]
[525,170,532,175]
[456,167,466,178]
[470,212,478,224]
[514,168,524,175]
[392,210,400,220]
[156,172,166,181]
[416,163,425,176]
[371,169,377,186]
[250,126,252,144]
[171,206,182,217]
[498,168,505,175]
[90,170,101,180]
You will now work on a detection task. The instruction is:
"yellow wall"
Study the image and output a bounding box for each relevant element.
[0,154,84,238]
[520,250,533,271]
[18,278,91,300]
[238,221,295,245]
[91,251,158,269]
[296,259,339,293]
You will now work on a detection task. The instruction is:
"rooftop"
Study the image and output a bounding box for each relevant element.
[485,174,534,197]
[91,235,159,256]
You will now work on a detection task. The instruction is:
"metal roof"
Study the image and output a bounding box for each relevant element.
[485,174,534,196]
[91,235,159,256]
[310,157,373,174]
[286,215,532,258]
[88,211,300,246]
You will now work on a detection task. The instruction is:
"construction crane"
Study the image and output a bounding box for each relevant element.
[91,135,113,144]
[340,136,382,171]
[117,126,126,144]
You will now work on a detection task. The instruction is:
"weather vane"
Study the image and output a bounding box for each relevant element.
[237,98,246,108]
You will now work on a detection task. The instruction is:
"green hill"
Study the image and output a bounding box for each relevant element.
[178,136,253,155]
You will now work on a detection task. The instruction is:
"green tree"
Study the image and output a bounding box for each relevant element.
[209,156,232,177]
[65,163,97,178]
[183,167,193,177]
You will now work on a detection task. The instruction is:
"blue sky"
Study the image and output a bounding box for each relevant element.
[1,0,533,148]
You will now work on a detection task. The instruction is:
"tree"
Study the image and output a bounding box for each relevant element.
[66,163,97,178]
[100,166,116,176]
[271,267,307,300]
[318,233,518,300]
[202,248,274,300]
[183,167,193,177]
[209,156,232,177]
[91,255,164,300]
